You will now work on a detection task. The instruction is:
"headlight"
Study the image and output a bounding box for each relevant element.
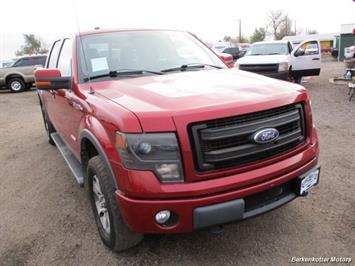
[115,132,184,183]
[278,62,289,72]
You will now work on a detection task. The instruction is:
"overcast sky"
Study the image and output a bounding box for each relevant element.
[1,0,354,59]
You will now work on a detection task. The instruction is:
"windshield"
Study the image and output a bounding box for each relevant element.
[246,43,288,56]
[78,30,225,81]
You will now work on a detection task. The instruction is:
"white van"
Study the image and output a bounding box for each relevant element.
[235,40,321,83]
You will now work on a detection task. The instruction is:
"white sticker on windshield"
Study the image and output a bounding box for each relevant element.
[90,57,109,72]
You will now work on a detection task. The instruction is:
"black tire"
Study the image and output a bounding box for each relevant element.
[40,105,56,145]
[87,156,143,252]
[7,77,26,93]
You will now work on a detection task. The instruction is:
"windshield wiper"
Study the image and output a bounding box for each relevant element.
[161,63,223,73]
[84,69,163,82]
[266,53,281,55]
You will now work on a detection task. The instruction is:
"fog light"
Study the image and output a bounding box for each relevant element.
[155,210,171,224]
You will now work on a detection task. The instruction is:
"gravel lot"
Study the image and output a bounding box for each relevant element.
[0,61,354,266]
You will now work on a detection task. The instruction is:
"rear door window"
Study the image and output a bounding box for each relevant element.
[32,57,46,66]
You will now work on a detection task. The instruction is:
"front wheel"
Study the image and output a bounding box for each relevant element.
[7,78,25,93]
[288,67,302,84]
[87,156,143,252]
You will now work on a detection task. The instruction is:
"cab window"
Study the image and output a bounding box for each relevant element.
[299,41,319,55]
[32,57,46,67]
[13,58,31,67]
[57,39,72,76]
[48,40,62,68]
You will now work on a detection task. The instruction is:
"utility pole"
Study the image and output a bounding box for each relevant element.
[237,19,242,43]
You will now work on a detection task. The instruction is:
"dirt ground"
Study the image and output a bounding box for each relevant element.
[0,61,354,266]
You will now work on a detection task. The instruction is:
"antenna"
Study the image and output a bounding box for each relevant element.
[72,0,94,93]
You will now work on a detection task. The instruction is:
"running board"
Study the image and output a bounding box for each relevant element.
[51,133,84,187]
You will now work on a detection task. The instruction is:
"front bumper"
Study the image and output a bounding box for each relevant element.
[116,152,319,233]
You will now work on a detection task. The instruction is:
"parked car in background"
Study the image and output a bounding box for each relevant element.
[212,42,232,53]
[331,47,339,58]
[237,43,250,58]
[0,59,15,68]
[35,29,319,252]
[222,46,240,60]
[217,52,234,67]
[210,48,235,68]
[0,55,46,92]
[235,40,321,83]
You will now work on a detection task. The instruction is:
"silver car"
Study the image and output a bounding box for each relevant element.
[0,55,46,92]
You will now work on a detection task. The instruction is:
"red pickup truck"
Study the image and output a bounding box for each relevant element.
[35,29,320,252]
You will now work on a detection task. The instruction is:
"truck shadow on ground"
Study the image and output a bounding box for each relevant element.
[115,203,312,264]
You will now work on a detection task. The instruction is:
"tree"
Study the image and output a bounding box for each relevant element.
[15,34,48,56]
[277,15,292,39]
[223,36,233,42]
[222,35,249,44]
[250,27,266,43]
[237,35,249,43]
[267,10,292,40]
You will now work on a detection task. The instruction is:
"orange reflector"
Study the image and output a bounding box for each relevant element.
[36,81,51,86]
[116,133,127,149]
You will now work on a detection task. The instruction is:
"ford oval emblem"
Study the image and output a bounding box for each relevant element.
[253,128,279,144]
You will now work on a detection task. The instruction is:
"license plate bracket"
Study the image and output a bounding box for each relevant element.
[297,166,320,196]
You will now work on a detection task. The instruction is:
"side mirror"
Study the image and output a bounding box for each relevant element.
[34,68,71,90]
[218,53,234,68]
[294,48,305,57]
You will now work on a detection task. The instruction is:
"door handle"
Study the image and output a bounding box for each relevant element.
[312,58,320,60]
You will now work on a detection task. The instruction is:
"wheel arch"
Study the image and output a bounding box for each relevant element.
[5,73,25,83]
[80,129,118,190]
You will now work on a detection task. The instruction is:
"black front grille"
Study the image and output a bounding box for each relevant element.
[239,64,279,73]
[189,104,306,171]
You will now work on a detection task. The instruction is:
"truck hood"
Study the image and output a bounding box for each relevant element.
[95,69,305,131]
[237,54,289,65]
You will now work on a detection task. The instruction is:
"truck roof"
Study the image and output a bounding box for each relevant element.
[252,40,289,45]
[77,28,184,37]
